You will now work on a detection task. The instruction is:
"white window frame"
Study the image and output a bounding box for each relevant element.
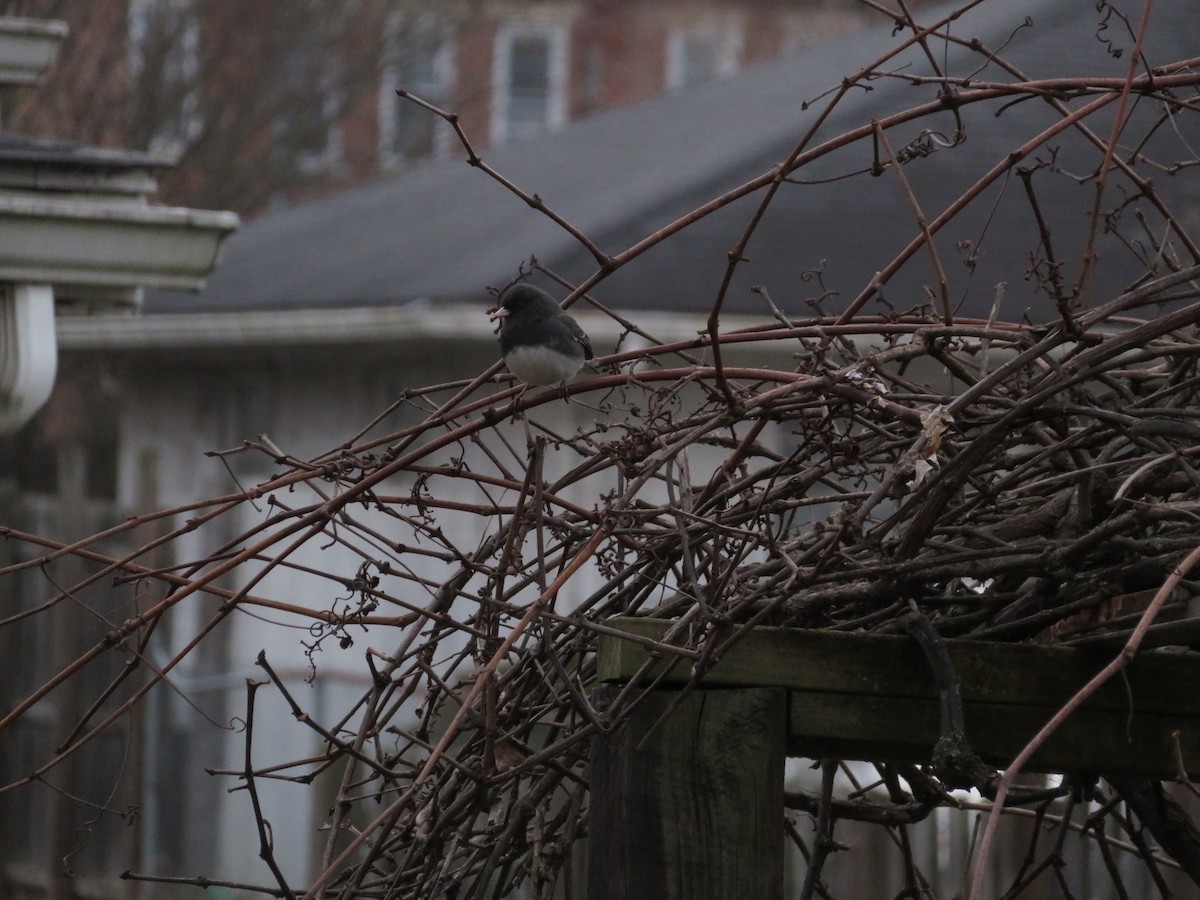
[291,74,344,176]
[379,14,456,168]
[491,20,568,144]
[664,17,744,91]
[127,0,203,160]
[275,25,344,176]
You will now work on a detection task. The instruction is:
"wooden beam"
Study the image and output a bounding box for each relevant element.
[587,687,785,900]
[597,618,1200,778]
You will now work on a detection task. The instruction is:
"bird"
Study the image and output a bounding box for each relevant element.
[488,284,593,388]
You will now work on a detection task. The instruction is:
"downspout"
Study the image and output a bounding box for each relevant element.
[0,283,55,435]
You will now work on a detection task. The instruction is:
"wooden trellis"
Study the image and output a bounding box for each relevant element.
[587,617,1200,899]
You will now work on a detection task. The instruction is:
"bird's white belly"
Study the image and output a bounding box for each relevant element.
[505,344,582,386]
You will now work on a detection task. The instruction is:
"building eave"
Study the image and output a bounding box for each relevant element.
[55,304,737,353]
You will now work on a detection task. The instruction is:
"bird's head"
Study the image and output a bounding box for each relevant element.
[487,284,558,330]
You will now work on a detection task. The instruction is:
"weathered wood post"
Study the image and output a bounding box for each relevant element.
[587,687,785,900]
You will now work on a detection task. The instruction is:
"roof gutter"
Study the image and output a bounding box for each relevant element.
[0,197,238,434]
[55,305,735,352]
[0,196,239,300]
[0,187,238,436]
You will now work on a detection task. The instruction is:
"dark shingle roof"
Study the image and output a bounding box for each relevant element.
[148,0,1200,321]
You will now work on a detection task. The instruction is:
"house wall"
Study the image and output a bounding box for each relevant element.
[87,328,796,890]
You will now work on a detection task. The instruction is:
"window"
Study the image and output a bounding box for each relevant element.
[665,19,743,90]
[492,23,567,143]
[128,0,202,159]
[380,19,454,165]
[274,19,343,176]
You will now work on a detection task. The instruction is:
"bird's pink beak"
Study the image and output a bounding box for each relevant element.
[488,307,509,322]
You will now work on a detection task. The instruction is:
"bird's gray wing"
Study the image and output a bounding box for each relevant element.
[566,316,594,359]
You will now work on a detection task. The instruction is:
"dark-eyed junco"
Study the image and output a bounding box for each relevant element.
[488,284,593,387]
